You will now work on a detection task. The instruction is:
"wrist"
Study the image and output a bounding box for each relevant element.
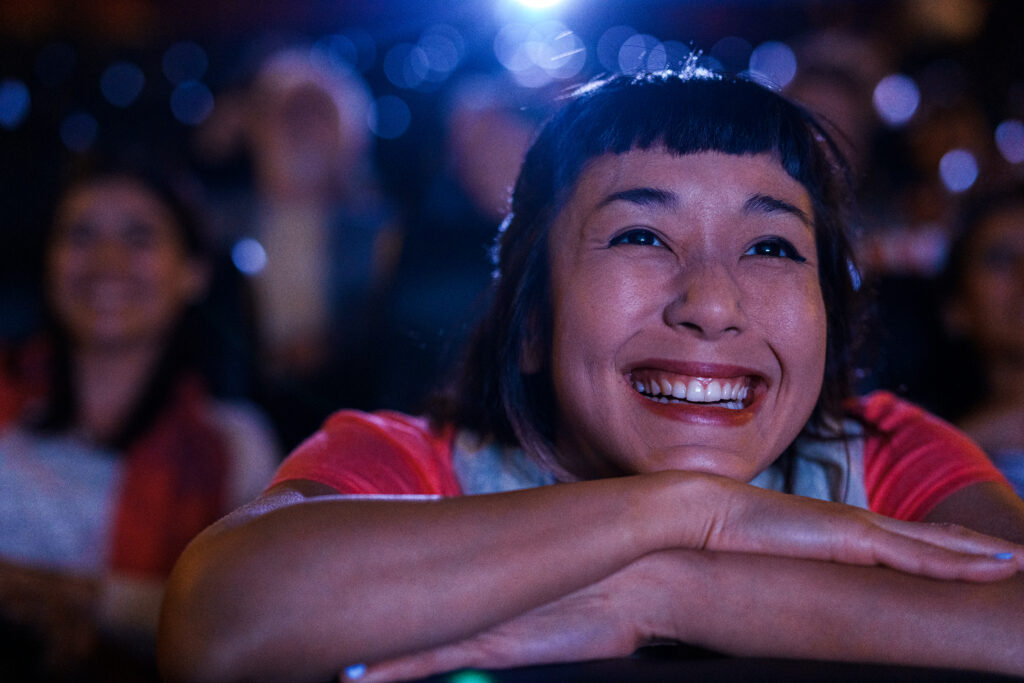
[626,550,710,647]
[634,470,739,551]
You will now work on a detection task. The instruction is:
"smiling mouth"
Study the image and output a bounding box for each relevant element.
[629,369,754,410]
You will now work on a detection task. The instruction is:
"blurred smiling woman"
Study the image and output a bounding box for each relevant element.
[160,70,1024,683]
[0,163,278,680]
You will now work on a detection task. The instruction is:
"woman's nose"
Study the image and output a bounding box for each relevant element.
[662,262,747,338]
[89,238,132,271]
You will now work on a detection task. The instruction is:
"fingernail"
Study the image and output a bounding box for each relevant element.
[345,663,367,680]
[994,552,1014,561]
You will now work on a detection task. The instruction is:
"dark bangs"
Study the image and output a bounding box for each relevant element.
[546,71,843,227]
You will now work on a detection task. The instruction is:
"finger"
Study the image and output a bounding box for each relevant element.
[852,525,1021,583]
[872,515,1024,559]
[340,643,480,683]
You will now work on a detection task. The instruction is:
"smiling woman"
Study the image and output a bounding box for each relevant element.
[158,70,1024,683]
[47,176,208,356]
[545,150,826,481]
[0,162,279,680]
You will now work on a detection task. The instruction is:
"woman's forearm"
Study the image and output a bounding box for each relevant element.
[158,474,1024,683]
[158,475,684,683]
[658,549,1024,675]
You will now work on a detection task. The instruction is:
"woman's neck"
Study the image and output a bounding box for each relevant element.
[71,343,164,445]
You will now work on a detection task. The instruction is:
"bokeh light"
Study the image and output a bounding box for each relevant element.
[369,94,411,139]
[100,61,145,108]
[597,25,637,73]
[995,119,1024,164]
[232,238,267,275]
[493,20,585,87]
[162,41,208,84]
[533,22,586,79]
[938,148,978,193]
[312,30,380,72]
[872,73,919,127]
[170,80,215,125]
[384,43,430,90]
[418,24,465,83]
[748,41,796,89]
[494,23,533,73]
[383,26,464,92]
[0,79,30,130]
[618,33,662,75]
[60,111,98,152]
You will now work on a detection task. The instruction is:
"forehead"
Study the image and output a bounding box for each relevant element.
[59,179,175,228]
[553,148,814,231]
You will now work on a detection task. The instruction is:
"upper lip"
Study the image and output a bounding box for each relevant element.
[624,358,767,382]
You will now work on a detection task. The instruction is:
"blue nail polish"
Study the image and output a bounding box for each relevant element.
[346,663,367,680]
[994,552,1014,561]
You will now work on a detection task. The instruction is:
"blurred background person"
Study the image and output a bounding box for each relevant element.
[193,46,402,449]
[377,73,540,412]
[0,161,278,681]
[931,186,1024,496]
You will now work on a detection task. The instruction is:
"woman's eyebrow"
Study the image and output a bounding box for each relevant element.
[597,187,677,209]
[744,193,813,229]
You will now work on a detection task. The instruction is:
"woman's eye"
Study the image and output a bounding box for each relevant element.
[124,222,161,250]
[745,238,806,263]
[609,228,663,247]
[60,222,97,248]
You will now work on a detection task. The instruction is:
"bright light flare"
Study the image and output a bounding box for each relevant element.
[493,20,585,87]
[514,0,563,7]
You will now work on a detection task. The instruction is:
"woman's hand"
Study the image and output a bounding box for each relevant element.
[662,472,1024,582]
[338,553,673,683]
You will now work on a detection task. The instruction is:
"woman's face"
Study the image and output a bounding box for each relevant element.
[546,149,827,481]
[954,203,1024,363]
[47,178,206,352]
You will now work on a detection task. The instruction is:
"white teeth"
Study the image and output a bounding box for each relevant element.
[631,374,752,406]
[687,379,704,401]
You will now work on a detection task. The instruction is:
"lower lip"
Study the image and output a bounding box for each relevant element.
[631,390,759,426]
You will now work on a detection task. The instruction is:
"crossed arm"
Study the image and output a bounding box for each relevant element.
[157,472,1024,683]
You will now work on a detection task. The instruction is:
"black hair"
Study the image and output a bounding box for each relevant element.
[428,69,864,476]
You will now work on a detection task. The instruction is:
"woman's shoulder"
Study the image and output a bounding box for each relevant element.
[270,409,461,496]
[320,408,450,440]
[846,390,931,428]
[851,390,1008,520]
[850,389,990,468]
